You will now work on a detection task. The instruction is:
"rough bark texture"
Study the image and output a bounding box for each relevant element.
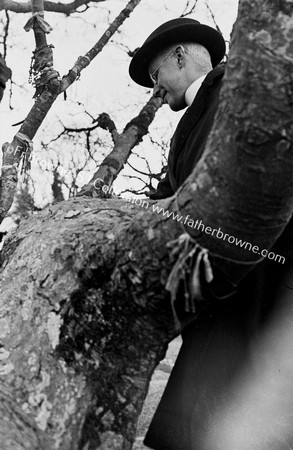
[175,0,293,283]
[0,197,181,450]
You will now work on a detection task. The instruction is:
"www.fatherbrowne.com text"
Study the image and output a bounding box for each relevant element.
[126,196,285,265]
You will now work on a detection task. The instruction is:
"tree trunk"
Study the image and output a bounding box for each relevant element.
[0,0,293,448]
[0,197,181,449]
[175,0,293,283]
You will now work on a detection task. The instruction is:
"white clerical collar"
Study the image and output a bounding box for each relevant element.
[184,73,209,107]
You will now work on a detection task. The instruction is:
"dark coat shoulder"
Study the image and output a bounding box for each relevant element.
[150,65,225,200]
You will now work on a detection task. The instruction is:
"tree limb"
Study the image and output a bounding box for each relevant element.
[176,0,293,284]
[0,196,181,449]
[77,95,163,198]
[0,0,106,14]
[60,0,142,92]
[0,0,142,225]
[93,112,119,144]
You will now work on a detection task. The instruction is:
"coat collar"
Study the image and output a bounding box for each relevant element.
[181,63,225,131]
[168,63,225,189]
[171,63,225,152]
[185,73,208,107]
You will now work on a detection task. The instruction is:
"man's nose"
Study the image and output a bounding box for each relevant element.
[153,84,161,98]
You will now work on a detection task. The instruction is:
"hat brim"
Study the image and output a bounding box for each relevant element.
[129,22,226,88]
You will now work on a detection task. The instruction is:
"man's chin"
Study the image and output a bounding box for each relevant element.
[169,102,188,112]
[165,94,188,111]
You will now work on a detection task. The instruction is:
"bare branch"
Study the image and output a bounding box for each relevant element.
[0,0,106,15]
[61,0,142,92]
[0,0,142,224]
[77,95,163,198]
[3,9,10,58]
[93,112,119,144]
[205,0,222,34]
[126,160,152,178]
[180,0,199,18]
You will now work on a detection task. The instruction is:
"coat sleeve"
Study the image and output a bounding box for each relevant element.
[149,170,175,200]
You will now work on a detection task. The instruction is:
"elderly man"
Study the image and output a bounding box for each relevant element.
[129,18,226,200]
[129,17,293,450]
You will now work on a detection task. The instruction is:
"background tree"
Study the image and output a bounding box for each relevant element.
[0,0,233,218]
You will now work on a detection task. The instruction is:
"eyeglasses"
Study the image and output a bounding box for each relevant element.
[149,49,176,85]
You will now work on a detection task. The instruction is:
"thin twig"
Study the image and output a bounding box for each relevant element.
[3,9,9,59]
[204,1,222,34]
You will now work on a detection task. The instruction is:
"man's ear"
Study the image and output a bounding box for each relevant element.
[175,45,185,68]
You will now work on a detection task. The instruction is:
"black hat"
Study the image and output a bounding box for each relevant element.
[129,18,226,88]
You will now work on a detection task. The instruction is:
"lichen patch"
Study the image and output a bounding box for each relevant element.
[47,312,63,349]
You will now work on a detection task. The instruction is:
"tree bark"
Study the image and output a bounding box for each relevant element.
[0,196,181,449]
[175,0,293,283]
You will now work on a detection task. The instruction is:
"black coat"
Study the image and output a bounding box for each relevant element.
[145,65,293,449]
[149,64,225,200]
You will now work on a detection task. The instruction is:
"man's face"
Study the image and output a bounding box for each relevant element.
[148,47,189,112]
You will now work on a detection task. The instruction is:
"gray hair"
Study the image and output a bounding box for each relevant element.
[182,42,212,71]
[154,41,212,73]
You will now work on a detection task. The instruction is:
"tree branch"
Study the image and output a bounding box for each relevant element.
[3,10,10,59]
[77,95,163,198]
[93,112,119,144]
[0,0,106,14]
[60,0,142,92]
[205,0,222,34]
[0,196,180,449]
[0,0,142,225]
